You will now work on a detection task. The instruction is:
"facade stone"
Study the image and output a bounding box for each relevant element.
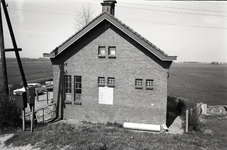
[51,22,173,125]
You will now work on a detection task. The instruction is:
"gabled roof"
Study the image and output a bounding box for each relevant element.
[49,12,177,61]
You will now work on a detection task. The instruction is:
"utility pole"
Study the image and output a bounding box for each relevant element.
[1,0,27,88]
[0,0,9,95]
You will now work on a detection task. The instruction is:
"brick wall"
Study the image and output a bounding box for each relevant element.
[51,22,171,125]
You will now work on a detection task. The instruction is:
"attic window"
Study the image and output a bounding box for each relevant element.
[135,79,143,89]
[146,79,154,90]
[98,46,106,58]
[107,77,115,87]
[98,77,105,87]
[108,46,116,58]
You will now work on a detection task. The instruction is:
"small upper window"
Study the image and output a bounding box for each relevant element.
[108,46,116,58]
[135,79,143,89]
[98,77,105,86]
[107,77,115,87]
[146,79,154,90]
[98,46,106,58]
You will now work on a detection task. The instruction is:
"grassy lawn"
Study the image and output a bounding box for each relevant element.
[3,115,227,150]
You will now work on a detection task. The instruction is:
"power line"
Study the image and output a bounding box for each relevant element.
[6,1,227,30]
[8,0,227,16]
[121,18,227,30]
[121,2,227,14]
[8,5,227,19]
[8,8,76,16]
[7,1,80,13]
[7,7,227,30]
[118,6,227,18]
[189,1,227,5]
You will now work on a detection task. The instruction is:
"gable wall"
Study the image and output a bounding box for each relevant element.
[52,23,171,125]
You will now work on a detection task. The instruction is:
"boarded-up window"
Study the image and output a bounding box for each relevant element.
[99,87,113,105]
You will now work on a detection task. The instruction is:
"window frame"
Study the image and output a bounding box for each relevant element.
[107,77,115,87]
[98,77,105,87]
[64,75,72,93]
[135,79,143,89]
[146,79,154,90]
[108,46,116,58]
[98,46,106,58]
[75,76,82,94]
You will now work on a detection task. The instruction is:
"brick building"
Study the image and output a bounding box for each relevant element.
[46,0,177,125]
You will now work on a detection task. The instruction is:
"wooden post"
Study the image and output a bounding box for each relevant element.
[47,90,49,103]
[43,108,44,122]
[185,110,189,132]
[22,108,25,131]
[36,89,39,101]
[1,0,27,88]
[31,105,34,132]
[0,1,9,95]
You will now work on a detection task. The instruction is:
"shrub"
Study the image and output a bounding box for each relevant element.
[177,97,202,131]
[106,121,123,128]
[0,93,22,131]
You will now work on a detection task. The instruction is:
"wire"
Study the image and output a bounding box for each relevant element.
[118,6,227,18]
[188,1,227,5]
[5,1,227,30]
[8,8,76,16]
[121,2,227,14]
[121,18,227,30]
[7,0,227,17]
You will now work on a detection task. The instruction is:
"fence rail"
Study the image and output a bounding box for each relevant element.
[26,103,56,123]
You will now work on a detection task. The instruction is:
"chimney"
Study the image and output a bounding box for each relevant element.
[101,0,117,16]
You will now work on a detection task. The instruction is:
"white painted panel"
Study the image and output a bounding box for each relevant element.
[98,87,113,105]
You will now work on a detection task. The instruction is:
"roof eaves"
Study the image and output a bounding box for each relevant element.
[50,12,177,61]
[104,13,176,61]
[50,12,107,58]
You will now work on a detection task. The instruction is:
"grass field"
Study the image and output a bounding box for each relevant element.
[0,58,226,105]
[0,58,52,85]
[3,115,227,150]
[168,63,227,105]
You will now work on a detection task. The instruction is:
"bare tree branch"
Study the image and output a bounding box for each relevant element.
[75,4,95,31]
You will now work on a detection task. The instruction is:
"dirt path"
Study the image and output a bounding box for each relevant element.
[0,134,34,150]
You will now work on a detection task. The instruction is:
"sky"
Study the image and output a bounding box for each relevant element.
[1,0,227,62]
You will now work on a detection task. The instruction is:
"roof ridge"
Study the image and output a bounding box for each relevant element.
[49,12,176,60]
[105,13,168,57]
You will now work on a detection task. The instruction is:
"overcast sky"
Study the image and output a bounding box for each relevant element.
[1,0,227,62]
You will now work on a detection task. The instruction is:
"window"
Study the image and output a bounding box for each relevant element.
[98,77,105,86]
[146,79,154,90]
[98,46,106,58]
[107,77,115,87]
[135,79,143,89]
[65,75,72,93]
[108,46,116,58]
[75,76,82,94]
[74,76,82,105]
